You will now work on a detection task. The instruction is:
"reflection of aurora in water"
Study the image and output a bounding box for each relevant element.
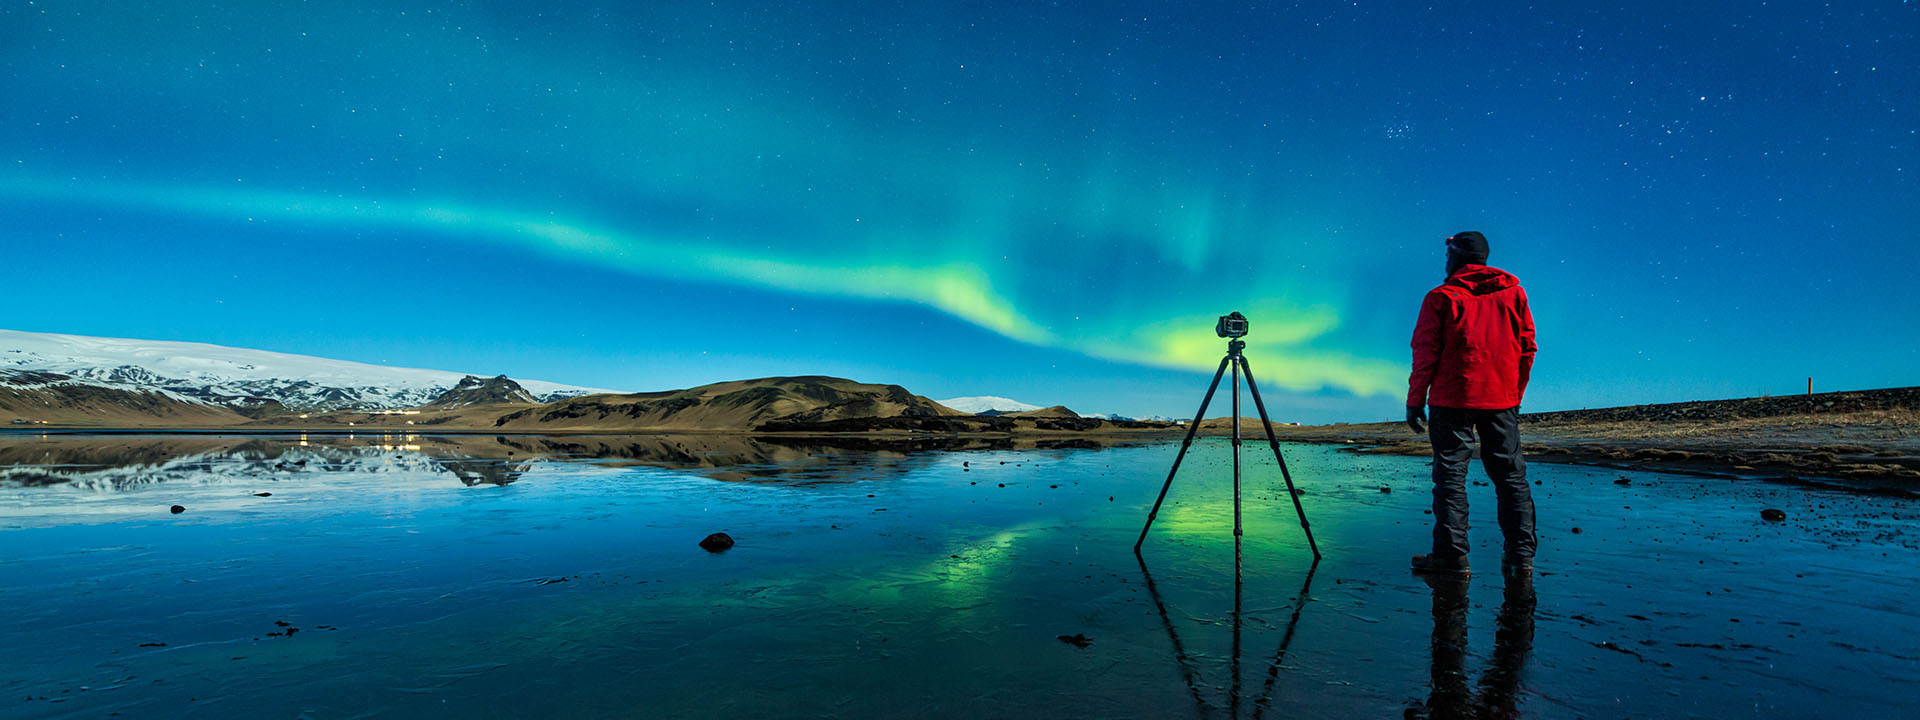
[1,434,1917,717]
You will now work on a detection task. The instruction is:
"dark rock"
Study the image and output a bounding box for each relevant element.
[1057,633,1093,648]
[1379,486,1392,493]
[1571,527,1583,534]
[1760,508,1787,522]
[253,492,272,497]
[169,505,185,514]
[698,532,736,552]
[1614,477,1632,485]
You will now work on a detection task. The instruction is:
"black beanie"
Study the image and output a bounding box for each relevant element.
[1447,231,1489,263]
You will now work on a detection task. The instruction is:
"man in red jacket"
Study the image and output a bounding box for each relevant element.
[1406,231,1538,576]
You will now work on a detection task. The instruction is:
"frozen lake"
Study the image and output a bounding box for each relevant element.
[1,432,1914,718]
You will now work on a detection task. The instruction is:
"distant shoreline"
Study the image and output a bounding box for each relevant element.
[8,385,1915,493]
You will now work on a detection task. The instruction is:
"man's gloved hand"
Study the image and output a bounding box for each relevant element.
[1406,405,1427,434]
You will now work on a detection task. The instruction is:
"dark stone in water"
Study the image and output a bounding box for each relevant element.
[170,505,185,514]
[1761,508,1787,522]
[1379,486,1392,493]
[253,492,272,497]
[1057,633,1093,648]
[699,533,736,552]
[1571,527,1583,534]
[1615,477,1632,485]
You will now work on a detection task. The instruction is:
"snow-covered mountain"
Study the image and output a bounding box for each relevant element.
[936,396,1043,415]
[1085,412,1185,423]
[0,329,621,411]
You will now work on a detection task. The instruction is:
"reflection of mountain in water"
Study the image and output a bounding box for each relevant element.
[0,432,1155,489]
[0,436,450,491]
[437,459,531,487]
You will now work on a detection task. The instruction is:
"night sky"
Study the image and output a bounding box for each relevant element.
[3,1,1915,422]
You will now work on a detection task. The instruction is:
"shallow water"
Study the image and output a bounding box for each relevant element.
[0,432,1914,718]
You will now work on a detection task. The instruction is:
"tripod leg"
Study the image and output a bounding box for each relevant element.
[1232,353,1243,538]
[1238,356,1323,561]
[1230,521,1244,720]
[1134,354,1232,554]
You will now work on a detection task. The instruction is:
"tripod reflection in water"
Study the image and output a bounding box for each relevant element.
[1408,571,1536,719]
[1136,535,1319,720]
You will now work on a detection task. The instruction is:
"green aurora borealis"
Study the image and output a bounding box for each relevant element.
[5,1,1915,418]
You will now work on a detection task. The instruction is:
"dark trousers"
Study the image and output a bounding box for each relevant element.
[1428,406,1535,561]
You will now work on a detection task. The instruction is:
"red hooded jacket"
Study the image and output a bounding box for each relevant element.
[1409,264,1537,410]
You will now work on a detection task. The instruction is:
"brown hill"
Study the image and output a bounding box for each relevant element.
[1006,405,1081,419]
[0,370,249,428]
[426,375,538,407]
[490,375,964,431]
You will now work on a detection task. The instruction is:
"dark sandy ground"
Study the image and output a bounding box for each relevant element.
[1200,387,1920,495]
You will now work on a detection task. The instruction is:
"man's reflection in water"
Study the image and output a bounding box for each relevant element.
[1408,569,1536,719]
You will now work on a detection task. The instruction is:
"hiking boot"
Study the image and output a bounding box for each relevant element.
[1502,553,1534,576]
[1411,554,1470,576]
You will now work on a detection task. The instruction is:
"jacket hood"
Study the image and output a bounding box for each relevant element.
[1445,264,1519,296]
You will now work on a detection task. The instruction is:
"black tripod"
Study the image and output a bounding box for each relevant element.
[1135,337,1321,560]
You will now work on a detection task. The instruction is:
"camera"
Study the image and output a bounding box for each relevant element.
[1215,311,1249,338]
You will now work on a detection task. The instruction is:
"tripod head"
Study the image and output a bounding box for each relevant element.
[1226,338,1246,356]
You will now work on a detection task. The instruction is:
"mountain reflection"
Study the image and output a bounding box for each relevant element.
[0,432,1146,489]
